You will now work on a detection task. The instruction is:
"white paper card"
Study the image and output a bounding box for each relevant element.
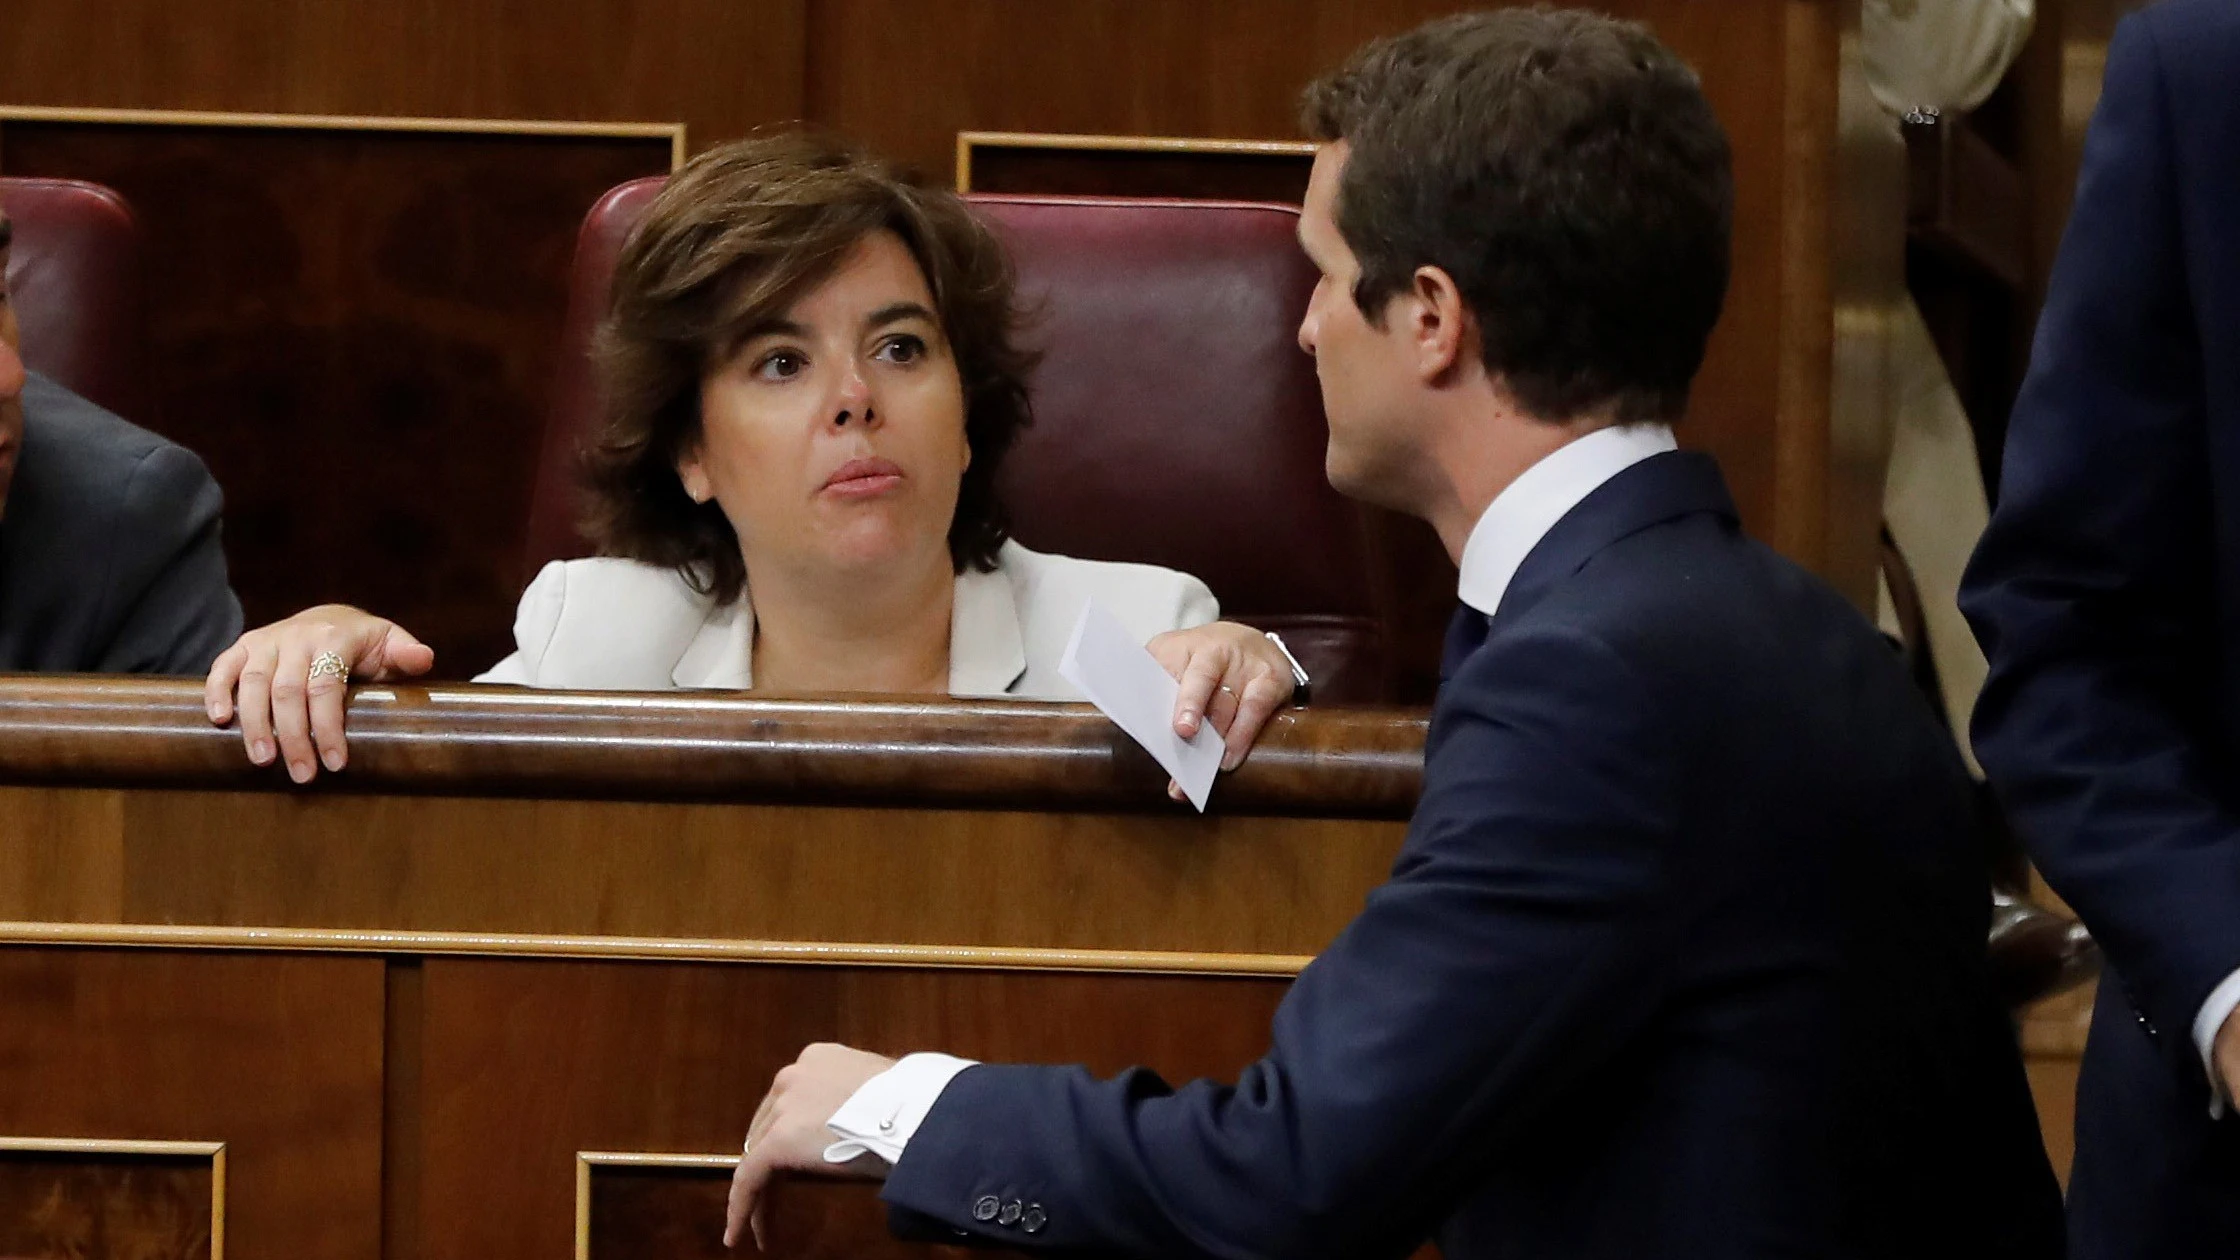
[1058,599,1224,811]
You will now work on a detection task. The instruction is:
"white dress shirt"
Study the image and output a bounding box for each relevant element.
[821,422,1679,1168]
[1456,422,1678,618]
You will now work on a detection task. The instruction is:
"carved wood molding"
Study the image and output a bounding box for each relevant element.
[0,1137,226,1260]
[0,922,1314,977]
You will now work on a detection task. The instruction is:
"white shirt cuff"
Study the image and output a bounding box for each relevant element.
[2194,967,2240,1118]
[823,1052,978,1166]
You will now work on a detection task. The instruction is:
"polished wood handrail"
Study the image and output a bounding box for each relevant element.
[0,675,1427,817]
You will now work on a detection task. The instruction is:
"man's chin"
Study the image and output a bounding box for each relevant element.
[1323,446,1414,516]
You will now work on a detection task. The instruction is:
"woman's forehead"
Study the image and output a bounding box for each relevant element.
[781,230,935,318]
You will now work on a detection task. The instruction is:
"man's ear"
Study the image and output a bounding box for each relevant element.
[1405,264,1472,384]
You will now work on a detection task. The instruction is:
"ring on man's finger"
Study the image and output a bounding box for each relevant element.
[308,650,350,687]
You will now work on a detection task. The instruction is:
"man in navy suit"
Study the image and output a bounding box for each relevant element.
[726,10,2062,1257]
[1962,3,2240,1256]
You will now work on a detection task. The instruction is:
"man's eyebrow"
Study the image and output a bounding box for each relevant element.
[863,301,937,331]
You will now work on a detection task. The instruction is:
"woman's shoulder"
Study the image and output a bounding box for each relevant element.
[996,540,1220,636]
[478,556,718,687]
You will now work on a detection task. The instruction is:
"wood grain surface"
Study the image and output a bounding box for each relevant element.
[0,950,384,1260]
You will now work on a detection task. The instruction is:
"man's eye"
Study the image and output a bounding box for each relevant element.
[756,350,805,380]
[876,335,925,365]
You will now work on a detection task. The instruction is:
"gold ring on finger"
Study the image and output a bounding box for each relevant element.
[308,650,350,687]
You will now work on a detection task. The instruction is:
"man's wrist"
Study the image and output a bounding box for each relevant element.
[2192,967,2240,1117]
[823,1052,979,1165]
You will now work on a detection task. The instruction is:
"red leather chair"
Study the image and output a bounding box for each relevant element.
[0,176,151,423]
[526,182,1389,701]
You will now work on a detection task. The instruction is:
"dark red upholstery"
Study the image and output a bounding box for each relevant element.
[526,184,1387,701]
[523,177,666,592]
[0,176,150,422]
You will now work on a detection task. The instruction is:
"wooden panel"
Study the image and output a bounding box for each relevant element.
[584,1163,1033,1260]
[961,136,1314,202]
[0,949,385,1260]
[0,0,806,152]
[0,786,1399,956]
[0,1145,218,1260]
[0,788,121,923]
[419,958,1291,1260]
[0,121,673,673]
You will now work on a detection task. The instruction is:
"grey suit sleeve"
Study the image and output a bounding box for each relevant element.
[92,442,244,675]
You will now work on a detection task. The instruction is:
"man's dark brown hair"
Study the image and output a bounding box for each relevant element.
[584,130,1036,604]
[1300,6,1732,425]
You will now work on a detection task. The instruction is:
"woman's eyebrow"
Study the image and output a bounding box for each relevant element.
[862,301,937,332]
[736,316,810,344]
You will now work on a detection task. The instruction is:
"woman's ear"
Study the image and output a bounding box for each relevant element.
[675,441,714,505]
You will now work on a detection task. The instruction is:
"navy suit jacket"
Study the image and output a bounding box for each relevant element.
[1961,2,2240,1255]
[0,372,242,673]
[887,451,2060,1259]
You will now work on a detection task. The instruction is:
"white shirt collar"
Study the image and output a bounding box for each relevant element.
[1456,422,1678,617]
[668,561,1029,695]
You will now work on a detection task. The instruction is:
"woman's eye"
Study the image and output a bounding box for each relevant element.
[875,334,926,365]
[755,350,805,380]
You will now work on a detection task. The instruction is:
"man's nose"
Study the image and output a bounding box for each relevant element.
[1296,311,1318,357]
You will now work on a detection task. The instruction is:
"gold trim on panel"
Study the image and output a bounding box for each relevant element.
[575,1151,738,1260]
[955,129,1317,192]
[0,1137,227,1260]
[0,921,1313,977]
[0,103,688,171]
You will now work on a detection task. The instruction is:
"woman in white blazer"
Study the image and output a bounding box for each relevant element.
[205,131,1298,784]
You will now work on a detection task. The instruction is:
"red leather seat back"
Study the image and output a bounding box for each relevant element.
[0,176,150,423]
[526,183,1387,701]
[972,196,1381,701]
[523,177,667,588]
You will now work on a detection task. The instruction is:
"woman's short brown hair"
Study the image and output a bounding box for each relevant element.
[580,129,1035,605]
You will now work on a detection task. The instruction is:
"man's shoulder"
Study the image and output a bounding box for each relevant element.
[1485,514,1880,701]
[16,373,215,510]
[2139,0,2240,49]
[2129,0,2240,118]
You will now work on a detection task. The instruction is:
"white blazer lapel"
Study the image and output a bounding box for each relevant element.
[670,587,756,689]
[947,564,1027,696]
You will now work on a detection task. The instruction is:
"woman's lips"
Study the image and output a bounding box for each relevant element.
[821,456,905,499]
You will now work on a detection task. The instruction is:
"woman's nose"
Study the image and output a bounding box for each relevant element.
[831,360,877,427]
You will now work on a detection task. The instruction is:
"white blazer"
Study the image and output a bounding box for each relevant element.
[474,540,1219,699]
